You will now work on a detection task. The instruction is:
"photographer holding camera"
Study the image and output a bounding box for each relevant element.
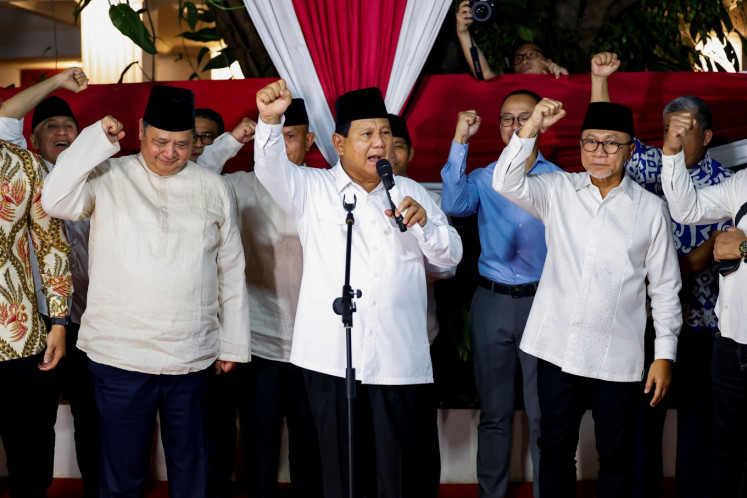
[456,0,568,80]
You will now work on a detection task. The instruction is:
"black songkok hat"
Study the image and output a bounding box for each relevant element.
[581,102,635,138]
[32,96,77,131]
[334,87,388,127]
[143,86,195,132]
[284,98,309,127]
[387,113,411,147]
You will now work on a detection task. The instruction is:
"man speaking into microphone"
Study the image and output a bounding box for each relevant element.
[253,80,462,498]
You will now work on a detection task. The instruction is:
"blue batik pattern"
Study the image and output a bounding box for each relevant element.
[627,139,733,330]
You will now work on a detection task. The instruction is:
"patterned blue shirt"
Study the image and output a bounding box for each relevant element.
[440,142,560,285]
[626,138,733,331]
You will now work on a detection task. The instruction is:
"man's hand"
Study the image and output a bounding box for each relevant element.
[55,67,89,93]
[39,324,66,371]
[256,80,292,125]
[101,115,125,144]
[385,196,427,227]
[215,360,237,375]
[714,227,747,261]
[591,52,620,79]
[518,98,566,139]
[456,0,473,35]
[662,111,695,156]
[541,59,569,79]
[231,118,257,144]
[453,110,481,144]
[645,359,671,407]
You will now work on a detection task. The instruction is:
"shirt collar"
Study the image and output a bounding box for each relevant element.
[578,170,636,200]
[332,161,384,195]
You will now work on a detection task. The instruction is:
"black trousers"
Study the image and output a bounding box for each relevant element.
[303,369,440,498]
[0,352,59,498]
[709,335,747,497]
[58,322,100,498]
[209,357,324,498]
[537,359,639,498]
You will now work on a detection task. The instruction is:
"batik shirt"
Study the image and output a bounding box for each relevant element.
[0,140,71,361]
[625,138,733,331]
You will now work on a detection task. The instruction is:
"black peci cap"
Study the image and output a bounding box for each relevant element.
[334,87,388,127]
[581,102,635,138]
[143,86,195,132]
[32,96,78,132]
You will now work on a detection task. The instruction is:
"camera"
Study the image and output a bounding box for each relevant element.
[470,0,496,23]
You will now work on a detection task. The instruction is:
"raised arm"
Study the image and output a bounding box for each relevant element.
[661,113,737,225]
[197,118,256,174]
[492,98,565,220]
[253,80,308,218]
[0,68,88,120]
[440,110,482,216]
[456,0,497,80]
[590,52,620,103]
[41,116,123,220]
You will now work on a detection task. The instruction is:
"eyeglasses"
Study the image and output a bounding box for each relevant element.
[193,133,217,145]
[580,138,633,154]
[513,49,543,65]
[500,114,530,127]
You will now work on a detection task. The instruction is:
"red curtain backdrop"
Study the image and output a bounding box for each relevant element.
[290,0,407,112]
[1,72,746,180]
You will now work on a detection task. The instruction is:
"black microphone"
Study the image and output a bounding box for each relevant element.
[376,159,407,232]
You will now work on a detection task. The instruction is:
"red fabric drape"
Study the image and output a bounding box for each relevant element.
[1,72,746,180]
[291,0,407,112]
[403,72,747,181]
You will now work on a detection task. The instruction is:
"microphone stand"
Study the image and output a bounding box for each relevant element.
[332,194,362,498]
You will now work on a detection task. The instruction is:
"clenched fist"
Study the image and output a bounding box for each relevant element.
[101,115,125,144]
[256,80,292,125]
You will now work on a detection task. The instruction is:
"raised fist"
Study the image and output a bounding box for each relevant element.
[519,98,566,138]
[100,115,125,144]
[591,52,621,79]
[256,80,292,125]
[56,67,89,93]
[231,117,257,144]
[662,111,695,156]
[453,110,482,144]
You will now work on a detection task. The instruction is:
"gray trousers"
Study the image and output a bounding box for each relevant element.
[470,285,541,498]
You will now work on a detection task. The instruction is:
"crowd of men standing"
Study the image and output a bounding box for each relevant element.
[0,46,745,498]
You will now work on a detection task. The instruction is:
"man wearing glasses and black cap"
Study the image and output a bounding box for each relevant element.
[492,99,682,498]
[41,85,250,497]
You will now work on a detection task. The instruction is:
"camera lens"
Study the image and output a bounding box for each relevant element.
[471,2,493,22]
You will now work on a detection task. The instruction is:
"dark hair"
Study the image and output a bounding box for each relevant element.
[512,41,547,58]
[195,108,225,135]
[662,96,712,131]
[335,121,352,137]
[501,89,542,107]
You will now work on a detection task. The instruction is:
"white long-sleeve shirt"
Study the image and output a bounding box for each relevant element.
[254,118,463,384]
[493,133,682,382]
[41,121,251,374]
[0,116,90,323]
[200,132,303,362]
[662,149,747,345]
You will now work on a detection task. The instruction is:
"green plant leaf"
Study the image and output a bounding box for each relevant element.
[516,25,533,42]
[118,61,140,83]
[174,52,184,62]
[43,46,52,56]
[109,3,157,55]
[176,27,221,42]
[182,1,198,31]
[197,46,211,65]
[197,10,214,23]
[202,48,237,70]
[206,0,245,11]
[189,72,200,80]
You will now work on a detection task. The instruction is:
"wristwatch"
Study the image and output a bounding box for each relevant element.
[740,240,747,260]
[50,316,70,327]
